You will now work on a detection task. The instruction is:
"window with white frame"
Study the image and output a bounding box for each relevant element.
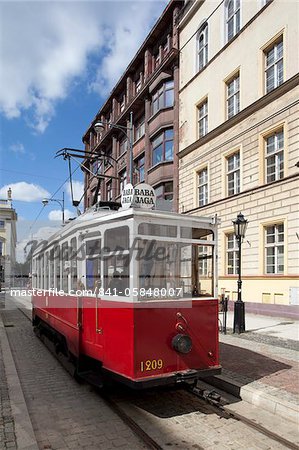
[226,73,240,118]
[0,221,5,228]
[227,233,239,274]
[152,129,173,166]
[198,99,208,138]
[155,181,173,201]
[134,155,145,183]
[135,118,145,141]
[106,180,112,201]
[152,80,174,115]
[227,151,240,196]
[119,169,127,194]
[135,74,142,93]
[197,167,208,206]
[154,51,161,68]
[197,24,208,71]
[120,95,126,113]
[163,39,169,57]
[104,148,113,170]
[265,129,284,183]
[119,138,128,156]
[226,0,240,42]
[92,160,100,175]
[265,223,284,274]
[264,37,283,93]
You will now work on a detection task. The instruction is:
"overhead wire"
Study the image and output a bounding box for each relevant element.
[179,0,225,53]
[0,168,65,181]
[28,163,81,234]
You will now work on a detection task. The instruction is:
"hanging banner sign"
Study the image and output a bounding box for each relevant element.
[121,184,134,209]
[121,183,156,209]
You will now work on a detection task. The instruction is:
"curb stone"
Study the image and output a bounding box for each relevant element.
[0,312,39,450]
[205,373,299,424]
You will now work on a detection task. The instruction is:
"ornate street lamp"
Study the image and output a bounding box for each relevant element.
[42,192,65,224]
[94,111,134,185]
[232,212,248,334]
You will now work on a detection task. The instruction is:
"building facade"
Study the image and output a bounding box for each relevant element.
[179,0,299,311]
[0,188,17,288]
[82,1,183,212]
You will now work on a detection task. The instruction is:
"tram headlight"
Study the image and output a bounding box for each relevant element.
[172,334,192,354]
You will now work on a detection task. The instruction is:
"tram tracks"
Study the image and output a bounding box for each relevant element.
[188,384,299,450]
[10,306,299,450]
[15,306,165,450]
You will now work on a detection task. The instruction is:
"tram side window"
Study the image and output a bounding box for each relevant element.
[138,240,178,296]
[86,239,101,291]
[54,245,61,290]
[70,237,77,291]
[137,240,214,299]
[61,242,69,292]
[36,257,40,289]
[40,255,44,290]
[179,243,213,297]
[104,226,129,295]
[44,252,49,290]
[49,248,54,288]
[32,258,36,288]
[180,227,214,240]
[138,223,177,238]
[105,226,129,251]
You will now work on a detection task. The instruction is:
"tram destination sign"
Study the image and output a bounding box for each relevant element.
[121,183,156,209]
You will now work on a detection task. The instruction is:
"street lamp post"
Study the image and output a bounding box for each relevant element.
[232,212,248,334]
[42,192,65,224]
[94,111,134,185]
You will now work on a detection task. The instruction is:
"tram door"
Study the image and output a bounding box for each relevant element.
[79,239,103,359]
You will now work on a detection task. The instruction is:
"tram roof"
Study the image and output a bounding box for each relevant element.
[32,206,217,256]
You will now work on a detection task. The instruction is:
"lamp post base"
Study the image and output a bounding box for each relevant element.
[233,301,245,334]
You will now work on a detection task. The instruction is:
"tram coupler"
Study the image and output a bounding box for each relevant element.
[188,384,222,406]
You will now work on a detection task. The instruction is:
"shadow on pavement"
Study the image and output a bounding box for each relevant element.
[220,342,291,381]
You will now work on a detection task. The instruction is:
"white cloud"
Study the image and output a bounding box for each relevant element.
[0,182,50,202]
[0,1,167,133]
[16,225,60,262]
[66,180,84,203]
[48,209,73,221]
[10,142,25,154]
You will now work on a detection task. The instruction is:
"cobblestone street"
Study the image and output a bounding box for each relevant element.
[0,303,291,450]
[1,307,145,450]
[0,343,17,450]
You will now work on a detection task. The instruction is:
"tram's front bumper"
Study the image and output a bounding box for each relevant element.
[104,366,222,389]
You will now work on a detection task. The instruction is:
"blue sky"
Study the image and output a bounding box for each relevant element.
[0,0,168,260]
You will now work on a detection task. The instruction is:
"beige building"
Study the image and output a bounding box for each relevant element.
[178,0,299,314]
[0,188,17,288]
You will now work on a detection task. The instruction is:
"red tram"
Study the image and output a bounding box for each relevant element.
[32,204,221,388]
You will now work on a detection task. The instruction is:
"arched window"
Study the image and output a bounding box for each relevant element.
[197,24,208,71]
[226,0,240,42]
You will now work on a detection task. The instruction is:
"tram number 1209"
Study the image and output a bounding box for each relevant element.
[140,359,163,372]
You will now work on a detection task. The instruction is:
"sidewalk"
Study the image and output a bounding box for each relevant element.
[208,311,299,423]
[0,293,39,450]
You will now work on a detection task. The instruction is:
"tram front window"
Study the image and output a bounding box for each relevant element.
[104,255,129,295]
[137,231,214,300]
[85,239,101,291]
[104,226,130,296]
